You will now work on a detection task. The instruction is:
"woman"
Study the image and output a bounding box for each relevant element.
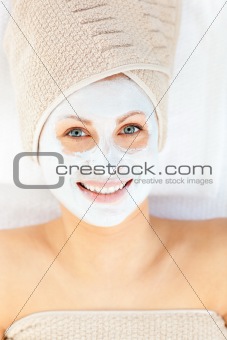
[1,72,227,339]
[1,0,227,339]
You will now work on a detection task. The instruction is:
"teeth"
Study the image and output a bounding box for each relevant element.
[81,182,126,194]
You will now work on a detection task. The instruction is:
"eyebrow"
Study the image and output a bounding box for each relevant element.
[61,111,145,125]
[60,115,92,125]
[117,111,146,124]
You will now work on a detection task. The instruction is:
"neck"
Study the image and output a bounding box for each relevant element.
[50,199,168,282]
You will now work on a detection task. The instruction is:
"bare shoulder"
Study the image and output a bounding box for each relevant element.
[200,217,227,251]
[182,217,227,264]
[205,217,227,276]
[195,218,227,321]
[0,224,45,262]
[0,218,57,252]
[0,226,33,274]
[0,224,48,332]
[150,215,227,248]
[175,217,227,249]
[207,218,227,325]
[0,222,54,279]
[168,216,227,322]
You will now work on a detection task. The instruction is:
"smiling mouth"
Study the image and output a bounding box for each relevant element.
[77,179,133,195]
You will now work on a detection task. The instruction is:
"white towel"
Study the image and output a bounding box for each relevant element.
[149,0,227,219]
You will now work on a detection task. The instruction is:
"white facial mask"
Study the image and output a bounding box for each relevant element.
[39,76,159,227]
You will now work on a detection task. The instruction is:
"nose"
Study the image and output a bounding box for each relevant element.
[89,138,124,168]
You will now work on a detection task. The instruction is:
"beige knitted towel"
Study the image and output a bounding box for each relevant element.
[2,0,181,159]
[4,310,227,340]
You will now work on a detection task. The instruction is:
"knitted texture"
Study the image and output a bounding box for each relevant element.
[2,0,181,158]
[4,310,227,340]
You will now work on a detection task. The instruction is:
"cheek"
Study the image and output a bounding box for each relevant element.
[59,136,97,154]
[114,131,150,150]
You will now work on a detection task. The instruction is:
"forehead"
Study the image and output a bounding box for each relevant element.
[49,74,154,122]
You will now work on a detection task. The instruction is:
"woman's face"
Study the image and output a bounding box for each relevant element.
[39,74,159,227]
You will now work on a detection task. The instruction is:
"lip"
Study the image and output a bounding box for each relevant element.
[76,179,133,203]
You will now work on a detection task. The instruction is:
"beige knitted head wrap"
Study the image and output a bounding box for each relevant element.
[3,0,181,161]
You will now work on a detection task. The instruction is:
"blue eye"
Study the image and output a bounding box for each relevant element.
[68,129,86,137]
[122,125,141,134]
